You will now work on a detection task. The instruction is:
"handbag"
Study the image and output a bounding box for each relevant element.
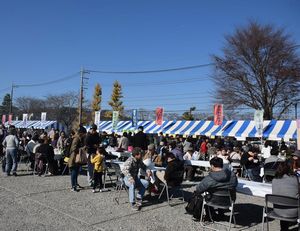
[185,191,203,219]
[75,148,88,165]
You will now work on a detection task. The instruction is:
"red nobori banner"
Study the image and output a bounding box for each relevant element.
[213,104,223,126]
[2,115,6,125]
[8,114,13,125]
[155,107,164,125]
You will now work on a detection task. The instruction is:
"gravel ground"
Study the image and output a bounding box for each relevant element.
[0,164,294,231]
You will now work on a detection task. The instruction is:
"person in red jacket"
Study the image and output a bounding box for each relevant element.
[200,138,209,160]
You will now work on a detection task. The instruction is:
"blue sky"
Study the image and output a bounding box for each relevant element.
[0,0,299,113]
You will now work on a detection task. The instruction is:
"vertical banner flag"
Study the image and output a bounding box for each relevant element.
[94,111,101,127]
[2,115,6,125]
[23,113,28,127]
[213,104,223,125]
[112,111,119,131]
[132,109,138,128]
[254,110,264,136]
[8,114,12,125]
[41,112,47,127]
[297,120,300,150]
[155,107,164,125]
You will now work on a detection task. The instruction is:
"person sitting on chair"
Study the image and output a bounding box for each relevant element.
[156,152,184,187]
[195,157,237,219]
[122,147,152,211]
[272,160,299,231]
[241,147,262,182]
[264,148,284,182]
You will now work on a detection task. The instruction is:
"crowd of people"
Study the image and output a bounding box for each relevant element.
[0,123,299,230]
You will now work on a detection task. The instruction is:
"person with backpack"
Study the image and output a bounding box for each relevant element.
[90,147,105,193]
[2,126,19,176]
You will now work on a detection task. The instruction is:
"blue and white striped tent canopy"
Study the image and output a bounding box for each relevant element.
[4,120,57,129]
[95,120,297,140]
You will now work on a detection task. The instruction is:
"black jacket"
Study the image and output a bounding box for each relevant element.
[85,132,100,154]
[133,131,148,150]
[36,144,54,162]
[240,152,260,169]
[164,159,184,187]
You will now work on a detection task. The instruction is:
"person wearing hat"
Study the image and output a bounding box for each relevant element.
[85,124,100,186]
[122,147,152,211]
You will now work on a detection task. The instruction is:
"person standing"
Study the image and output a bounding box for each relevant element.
[200,138,209,160]
[68,126,87,192]
[57,131,67,152]
[85,124,100,186]
[90,147,105,193]
[25,133,39,169]
[133,126,148,151]
[2,126,19,176]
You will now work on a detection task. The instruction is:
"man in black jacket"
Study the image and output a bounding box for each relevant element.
[85,124,100,185]
[133,126,148,150]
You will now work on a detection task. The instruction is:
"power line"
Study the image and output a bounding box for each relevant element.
[87,63,214,74]
[119,92,212,99]
[14,72,80,88]
[91,76,211,88]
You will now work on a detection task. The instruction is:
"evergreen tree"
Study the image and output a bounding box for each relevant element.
[0,94,11,116]
[91,83,102,119]
[108,81,124,117]
[181,106,196,120]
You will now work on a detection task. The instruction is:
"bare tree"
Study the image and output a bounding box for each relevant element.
[45,92,78,130]
[213,22,300,119]
[15,96,46,119]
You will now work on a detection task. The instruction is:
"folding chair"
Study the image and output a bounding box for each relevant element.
[231,159,241,176]
[61,157,70,175]
[200,189,236,231]
[43,163,49,176]
[262,194,300,231]
[158,170,185,205]
[103,162,114,184]
[263,162,279,183]
[110,162,128,204]
[242,165,252,181]
[19,150,31,172]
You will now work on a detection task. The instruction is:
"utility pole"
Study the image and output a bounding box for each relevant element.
[9,83,14,115]
[78,67,89,126]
